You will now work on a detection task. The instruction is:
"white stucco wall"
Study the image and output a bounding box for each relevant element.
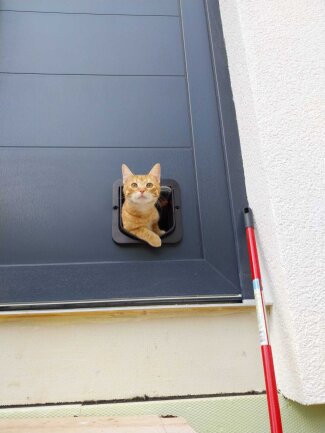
[219,0,325,404]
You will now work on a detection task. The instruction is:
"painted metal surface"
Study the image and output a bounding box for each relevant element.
[0,0,249,309]
[0,75,191,148]
[0,0,179,15]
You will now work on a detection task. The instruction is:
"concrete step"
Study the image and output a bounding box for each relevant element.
[0,415,197,433]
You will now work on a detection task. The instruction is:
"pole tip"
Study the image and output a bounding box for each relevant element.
[244,207,254,228]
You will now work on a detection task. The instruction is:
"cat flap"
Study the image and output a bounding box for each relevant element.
[112,179,182,245]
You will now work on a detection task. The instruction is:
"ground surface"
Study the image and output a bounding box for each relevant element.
[0,415,196,433]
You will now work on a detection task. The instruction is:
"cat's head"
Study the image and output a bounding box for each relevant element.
[122,163,161,205]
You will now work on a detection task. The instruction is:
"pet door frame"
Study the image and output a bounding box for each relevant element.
[112,179,182,245]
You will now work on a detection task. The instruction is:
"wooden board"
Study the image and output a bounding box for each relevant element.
[0,415,197,433]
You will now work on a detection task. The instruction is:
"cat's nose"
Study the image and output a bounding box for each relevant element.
[139,189,145,194]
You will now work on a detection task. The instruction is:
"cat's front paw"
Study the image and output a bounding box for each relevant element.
[148,234,162,248]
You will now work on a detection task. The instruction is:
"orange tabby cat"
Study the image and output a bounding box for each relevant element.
[121,163,165,247]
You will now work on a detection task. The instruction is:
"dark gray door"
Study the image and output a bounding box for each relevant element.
[0,0,249,309]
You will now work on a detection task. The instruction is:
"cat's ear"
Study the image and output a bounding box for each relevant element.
[149,163,161,182]
[122,164,133,183]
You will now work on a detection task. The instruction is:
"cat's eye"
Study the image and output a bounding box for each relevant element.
[146,182,153,188]
[131,182,138,188]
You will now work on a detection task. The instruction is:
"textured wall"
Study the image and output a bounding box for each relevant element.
[219,0,325,404]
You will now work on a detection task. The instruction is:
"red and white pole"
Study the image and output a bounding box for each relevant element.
[244,208,283,433]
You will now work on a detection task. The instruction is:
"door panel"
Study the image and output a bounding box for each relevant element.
[0,0,246,309]
[0,12,183,75]
[0,75,191,148]
[0,0,179,16]
[0,148,202,264]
